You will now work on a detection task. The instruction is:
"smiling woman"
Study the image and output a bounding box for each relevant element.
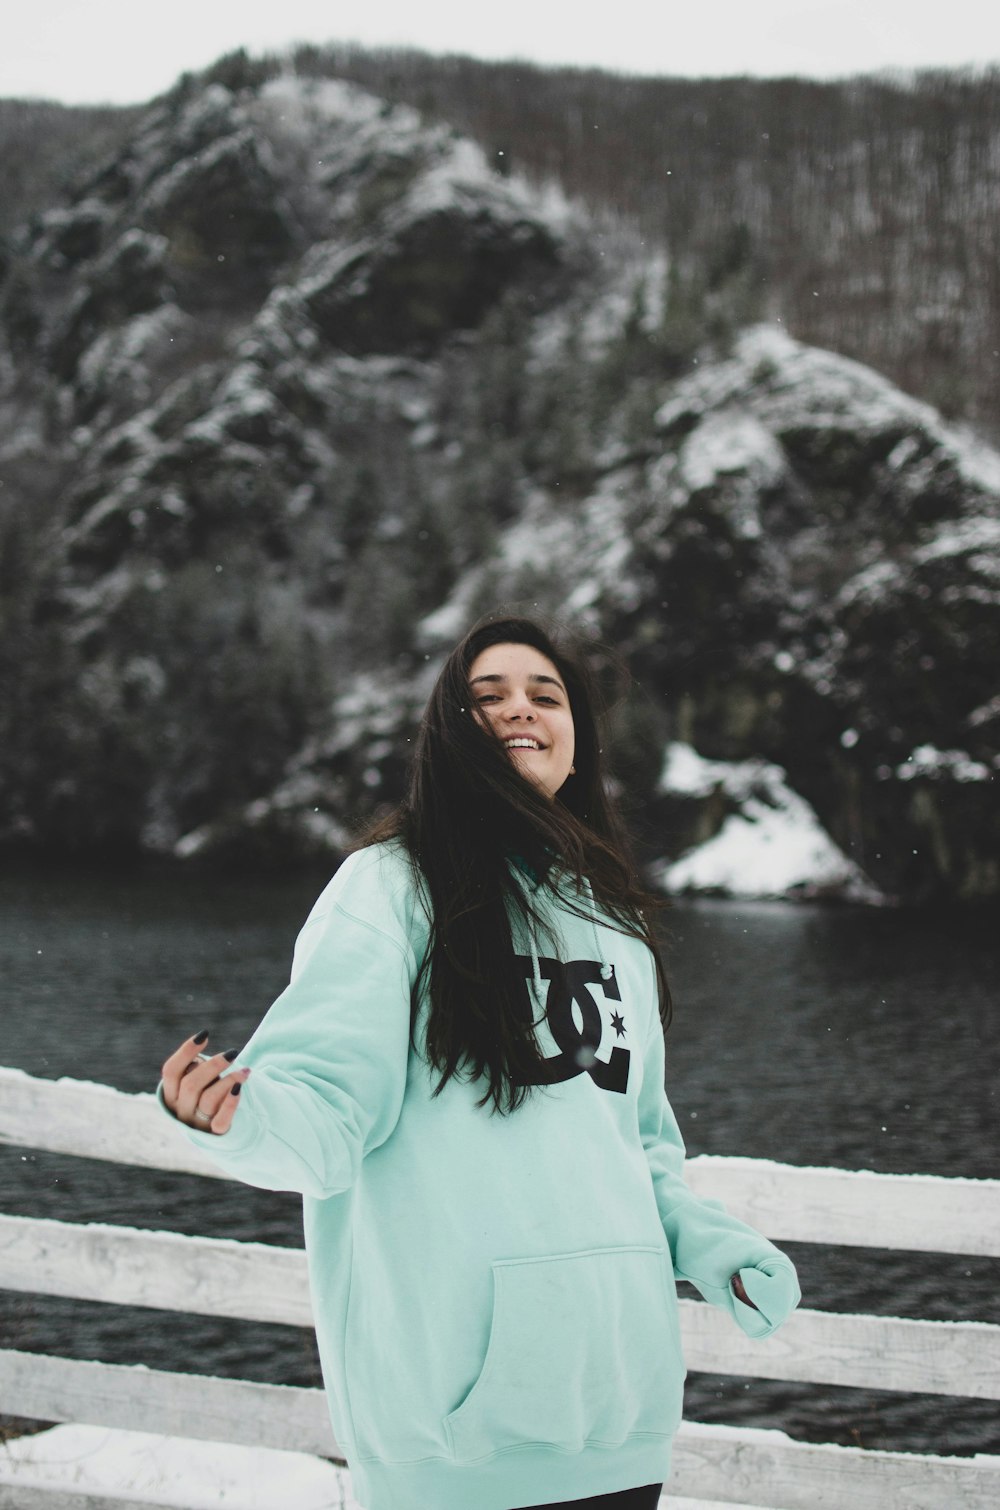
[156,611,800,1510]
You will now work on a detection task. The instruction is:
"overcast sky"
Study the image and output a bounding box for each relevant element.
[4,0,999,105]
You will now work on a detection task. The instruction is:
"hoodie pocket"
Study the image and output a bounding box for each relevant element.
[444,1244,683,1462]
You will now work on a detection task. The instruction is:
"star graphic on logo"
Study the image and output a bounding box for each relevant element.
[610,1010,627,1039]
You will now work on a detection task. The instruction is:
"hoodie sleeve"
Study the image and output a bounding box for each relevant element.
[638,979,801,1339]
[158,847,420,1200]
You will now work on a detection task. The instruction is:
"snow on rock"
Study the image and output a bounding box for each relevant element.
[173,774,350,863]
[260,71,420,137]
[562,477,642,618]
[731,324,938,431]
[253,75,568,360]
[912,515,1000,570]
[294,199,562,357]
[969,693,1000,729]
[833,558,906,611]
[678,410,785,499]
[675,410,783,542]
[257,75,573,235]
[657,323,1000,510]
[256,72,429,220]
[420,472,643,647]
[653,743,883,903]
[172,666,436,863]
[50,229,174,382]
[417,594,477,648]
[76,303,194,415]
[896,745,994,782]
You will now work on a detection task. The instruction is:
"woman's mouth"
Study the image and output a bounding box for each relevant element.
[504,738,543,750]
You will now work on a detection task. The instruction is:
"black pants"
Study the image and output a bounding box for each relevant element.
[513,1485,662,1510]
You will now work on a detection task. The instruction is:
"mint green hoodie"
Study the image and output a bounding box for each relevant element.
[166,841,799,1510]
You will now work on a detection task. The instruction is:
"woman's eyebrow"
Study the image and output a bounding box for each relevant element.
[469,672,566,693]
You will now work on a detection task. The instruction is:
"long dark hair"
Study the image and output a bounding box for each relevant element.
[363,613,671,1113]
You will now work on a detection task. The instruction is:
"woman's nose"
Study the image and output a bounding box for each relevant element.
[505,694,535,721]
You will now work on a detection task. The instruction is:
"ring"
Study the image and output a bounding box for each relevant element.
[193,1109,212,1125]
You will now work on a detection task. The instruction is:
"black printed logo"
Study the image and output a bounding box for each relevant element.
[516,956,630,1094]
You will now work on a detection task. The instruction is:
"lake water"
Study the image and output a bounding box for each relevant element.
[1,862,997,1459]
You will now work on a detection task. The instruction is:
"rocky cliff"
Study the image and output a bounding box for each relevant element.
[1,72,997,903]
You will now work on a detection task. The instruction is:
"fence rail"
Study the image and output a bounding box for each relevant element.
[2,1065,998,1509]
[2,1212,997,1401]
[4,1066,998,1254]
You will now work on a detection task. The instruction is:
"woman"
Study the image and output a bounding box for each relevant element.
[160,613,800,1510]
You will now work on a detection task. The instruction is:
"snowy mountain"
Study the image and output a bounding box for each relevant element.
[1,72,997,903]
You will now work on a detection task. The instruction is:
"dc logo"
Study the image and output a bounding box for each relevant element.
[516,957,630,1094]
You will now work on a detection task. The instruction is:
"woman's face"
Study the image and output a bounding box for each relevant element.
[468,641,576,799]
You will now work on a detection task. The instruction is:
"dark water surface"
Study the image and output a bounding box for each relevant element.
[1,864,997,1458]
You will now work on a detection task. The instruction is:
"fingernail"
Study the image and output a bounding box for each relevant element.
[230,1082,242,1097]
[193,1029,210,1045]
[223,1049,239,1061]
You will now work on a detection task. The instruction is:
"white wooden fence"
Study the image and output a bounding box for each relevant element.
[1,1064,998,1509]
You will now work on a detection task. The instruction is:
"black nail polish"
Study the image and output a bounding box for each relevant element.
[230,1082,242,1096]
[223,1049,239,1062]
[193,1029,209,1045]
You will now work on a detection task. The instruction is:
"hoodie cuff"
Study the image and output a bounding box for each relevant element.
[730,1259,801,1338]
[155,1077,263,1158]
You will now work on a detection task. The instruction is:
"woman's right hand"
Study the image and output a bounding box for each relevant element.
[161,1031,251,1134]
